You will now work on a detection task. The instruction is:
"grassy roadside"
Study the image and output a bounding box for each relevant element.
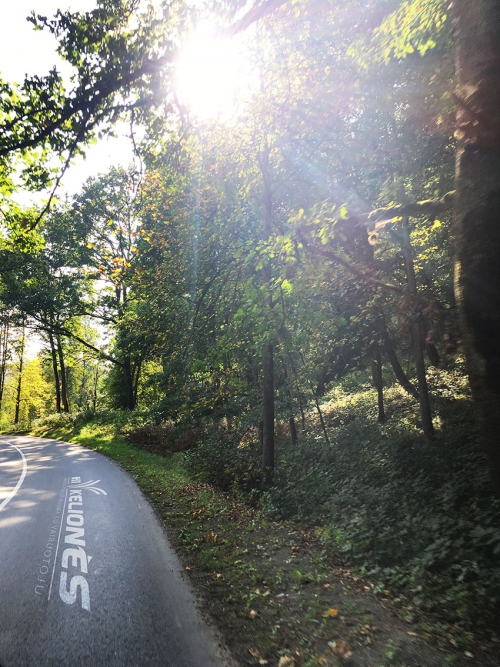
[22,419,495,667]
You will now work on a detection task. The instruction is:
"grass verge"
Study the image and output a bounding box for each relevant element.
[22,418,497,667]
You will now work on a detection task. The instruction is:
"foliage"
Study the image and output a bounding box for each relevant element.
[125,422,206,454]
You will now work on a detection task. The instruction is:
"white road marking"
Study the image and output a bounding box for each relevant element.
[0,443,28,512]
[48,484,70,600]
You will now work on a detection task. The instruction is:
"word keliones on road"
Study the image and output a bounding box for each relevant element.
[59,481,92,611]
[54,477,107,611]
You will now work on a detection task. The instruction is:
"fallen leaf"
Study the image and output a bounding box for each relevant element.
[185,566,191,572]
[329,640,353,661]
[214,572,222,579]
[322,607,339,618]
[407,631,417,637]
[246,609,257,619]
[278,657,295,667]
[464,652,474,658]
[248,648,268,664]
[322,583,331,589]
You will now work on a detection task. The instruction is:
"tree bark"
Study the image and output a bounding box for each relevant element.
[123,356,135,410]
[14,328,25,425]
[92,366,100,412]
[282,360,298,445]
[49,334,62,413]
[370,342,385,423]
[411,314,434,439]
[56,335,70,413]
[0,322,9,411]
[380,325,418,399]
[453,0,500,488]
[400,217,434,439]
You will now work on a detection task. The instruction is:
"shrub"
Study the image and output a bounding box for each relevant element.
[125,423,205,456]
[184,428,263,498]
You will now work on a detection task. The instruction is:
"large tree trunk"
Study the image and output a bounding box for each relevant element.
[453,0,500,488]
[123,356,136,410]
[14,327,25,425]
[56,335,70,413]
[49,333,62,413]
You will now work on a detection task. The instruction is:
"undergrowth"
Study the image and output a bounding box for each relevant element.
[183,364,500,643]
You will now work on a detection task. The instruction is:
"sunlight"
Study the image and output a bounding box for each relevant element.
[174,23,258,120]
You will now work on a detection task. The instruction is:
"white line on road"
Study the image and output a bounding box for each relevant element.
[48,484,69,600]
[0,443,28,512]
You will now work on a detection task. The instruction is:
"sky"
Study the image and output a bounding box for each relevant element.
[0,0,136,200]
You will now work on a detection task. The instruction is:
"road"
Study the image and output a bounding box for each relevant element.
[0,435,228,667]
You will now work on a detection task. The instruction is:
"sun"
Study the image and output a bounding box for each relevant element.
[174,22,258,120]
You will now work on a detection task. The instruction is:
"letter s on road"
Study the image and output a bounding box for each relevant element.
[59,572,90,611]
[62,546,88,573]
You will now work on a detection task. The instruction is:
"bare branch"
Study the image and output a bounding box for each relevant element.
[220,0,289,37]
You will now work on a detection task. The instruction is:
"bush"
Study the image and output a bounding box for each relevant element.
[125,423,206,456]
[184,428,264,498]
[31,412,76,431]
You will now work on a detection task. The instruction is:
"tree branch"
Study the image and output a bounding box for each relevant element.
[221,0,289,37]
[296,231,403,294]
[366,191,455,226]
[0,53,174,158]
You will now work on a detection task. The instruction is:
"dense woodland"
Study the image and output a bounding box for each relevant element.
[1,0,500,647]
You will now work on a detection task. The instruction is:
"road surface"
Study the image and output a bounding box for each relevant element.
[0,435,228,667]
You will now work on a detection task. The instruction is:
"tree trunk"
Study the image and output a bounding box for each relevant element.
[133,359,142,406]
[123,356,135,410]
[14,328,25,425]
[411,315,434,440]
[49,334,62,413]
[92,366,100,412]
[370,342,385,423]
[262,342,275,480]
[259,144,275,483]
[281,360,298,445]
[0,322,9,411]
[453,0,500,488]
[426,340,441,369]
[401,216,434,439]
[380,324,418,399]
[56,335,70,413]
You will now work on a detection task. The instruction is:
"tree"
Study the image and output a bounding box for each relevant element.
[452,0,500,488]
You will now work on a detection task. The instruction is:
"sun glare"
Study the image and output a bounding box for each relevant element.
[175,23,257,120]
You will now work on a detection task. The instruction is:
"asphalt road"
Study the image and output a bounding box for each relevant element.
[0,435,228,667]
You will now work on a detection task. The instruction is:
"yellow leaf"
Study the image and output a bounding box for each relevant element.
[322,607,339,618]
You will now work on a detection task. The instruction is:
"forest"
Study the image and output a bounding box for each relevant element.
[1,0,500,664]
